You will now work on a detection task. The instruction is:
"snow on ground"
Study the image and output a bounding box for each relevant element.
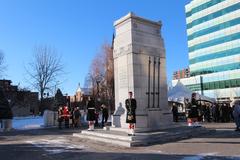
[26,137,86,154]
[181,153,240,160]
[13,116,44,130]
[12,114,112,130]
[182,156,204,160]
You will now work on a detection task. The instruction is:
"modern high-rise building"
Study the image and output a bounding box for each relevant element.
[172,0,240,101]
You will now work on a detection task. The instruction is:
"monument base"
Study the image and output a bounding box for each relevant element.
[1,119,12,132]
[43,110,58,127]
[73,124,212,147]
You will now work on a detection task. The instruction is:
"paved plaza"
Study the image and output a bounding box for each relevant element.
[0,123,240,160]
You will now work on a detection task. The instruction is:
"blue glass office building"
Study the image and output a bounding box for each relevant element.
[172,0,240,100]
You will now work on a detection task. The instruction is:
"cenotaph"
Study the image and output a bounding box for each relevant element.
[112,12,172,132]
[73,13,180,147]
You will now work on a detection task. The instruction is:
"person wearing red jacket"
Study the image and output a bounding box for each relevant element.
[63,106,70,128]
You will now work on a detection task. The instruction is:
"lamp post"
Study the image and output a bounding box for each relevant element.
[96,76,102,101]
[54,81,60,95]
[95,76,102,111]
[200,76,204,96]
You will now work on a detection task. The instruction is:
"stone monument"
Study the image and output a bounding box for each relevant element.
[73,13,181,147]
[112,12,172,132]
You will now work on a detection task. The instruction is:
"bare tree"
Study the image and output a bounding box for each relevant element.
[103,43,114,112]
[84,46,105,98]
[26,45,64,111]
[84,42,114,111]
[0,50,6,77]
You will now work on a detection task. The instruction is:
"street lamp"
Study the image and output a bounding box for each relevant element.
[54,81,60,95]
[200,76,204,96]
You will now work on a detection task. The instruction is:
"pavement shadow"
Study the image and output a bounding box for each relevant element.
[0,143,240,160]
[0,127,87,137]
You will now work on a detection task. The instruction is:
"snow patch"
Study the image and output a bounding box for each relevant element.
[13,116,43,130]
[199,152,218,156]
[182,153,219,160]
[26,138,86,154]
[182,155,203,160]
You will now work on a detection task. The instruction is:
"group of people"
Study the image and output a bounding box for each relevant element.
[87,91,137,136]
[185,100,235,123]
[58,99,110,130]
[58,91,240,134]
[86,97,110,131]
[58,105,81,129]
[174,93,240,131]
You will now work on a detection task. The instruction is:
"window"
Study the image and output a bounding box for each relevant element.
[231,79,237,87]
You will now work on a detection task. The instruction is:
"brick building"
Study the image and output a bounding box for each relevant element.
[173,68,190,80]
[0,79,39,117]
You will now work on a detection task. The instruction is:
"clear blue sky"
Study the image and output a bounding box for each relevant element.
[0,0,191,95]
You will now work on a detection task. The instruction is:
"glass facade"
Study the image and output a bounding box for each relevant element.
[187,3,240,29]
[189,32,240,52]
[191,62,240,76]
[175,0,240,99]
[186,78,240,91]
[188,17,240,41]
[186,0,226,18]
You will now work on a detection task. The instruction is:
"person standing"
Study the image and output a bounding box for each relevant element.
[57,106,64,129]
[101,104,109,127]
[125,91,137,136]
[233,100,240,131]
[221,103,228,122]
[87,97,95,131]
[63,106,70,128]
[171,103,178,122]
[73,107,81,128]
[188,93,200,127]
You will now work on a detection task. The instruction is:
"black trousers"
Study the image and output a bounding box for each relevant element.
[65,119,69,128]
[173,113,178,122]
[102,114,109,127]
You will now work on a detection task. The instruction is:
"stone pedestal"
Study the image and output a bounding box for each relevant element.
[1,119,12,131]
[112,12,172,132]
[43,110,58,127]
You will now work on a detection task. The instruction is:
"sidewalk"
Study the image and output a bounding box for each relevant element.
[0,122,239,160]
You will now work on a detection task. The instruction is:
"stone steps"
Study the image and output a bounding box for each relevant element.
[73,126,214,147]
[74,132,132,147]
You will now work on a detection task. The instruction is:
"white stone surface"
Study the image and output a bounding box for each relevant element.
[43,110,58,127]
[113,13,171,131]
[1,119,12,131]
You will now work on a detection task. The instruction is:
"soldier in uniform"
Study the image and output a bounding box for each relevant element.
[125,91,137,136]
[87,97,95,131]
[188,93,201,127]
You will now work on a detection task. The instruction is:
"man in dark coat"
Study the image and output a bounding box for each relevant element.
[188,93,200,127]
[233,100,240,131]
[125,91,137,136]
[0,88,13,130]
[172,103,178,122]
[101,104,109,128]
[73,107,81,128]
[0,88,13,120]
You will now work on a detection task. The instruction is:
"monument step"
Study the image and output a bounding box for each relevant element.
[81,130,155,141]
[73,126,213,147]
[73,132,133,147]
